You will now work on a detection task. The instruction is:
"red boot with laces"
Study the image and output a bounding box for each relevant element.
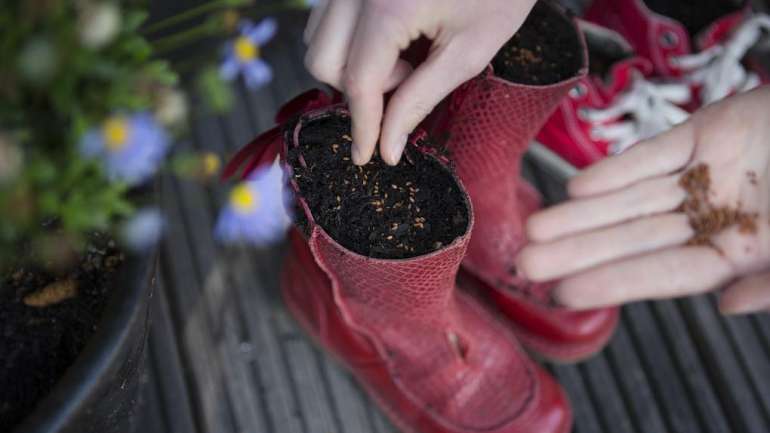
[537,21,692,168]
[225,89,572,433]
[585,0,770,108]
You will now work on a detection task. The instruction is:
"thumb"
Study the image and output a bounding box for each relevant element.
[719,269,770,315]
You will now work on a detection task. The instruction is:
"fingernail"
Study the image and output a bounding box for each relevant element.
[351,145,366,165]
[720,302,760,316]
[387,134,408,166]
[551,282,588,310]
[551,283,568,307]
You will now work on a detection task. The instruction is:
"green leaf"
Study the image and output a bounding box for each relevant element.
[124,10,149,33]
[122,35,153,62]
[144,60,178,86]
[197,66,234,113]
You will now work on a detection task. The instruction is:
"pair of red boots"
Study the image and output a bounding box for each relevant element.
[224,2,613,433]
[229,0,768,433]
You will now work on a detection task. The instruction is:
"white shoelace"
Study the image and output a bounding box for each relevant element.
[671,14,770,105]
[583,72,692,155]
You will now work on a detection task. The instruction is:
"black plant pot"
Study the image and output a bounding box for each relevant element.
[12,252,157,433]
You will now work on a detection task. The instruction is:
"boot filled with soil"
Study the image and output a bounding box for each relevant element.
[286,111,469,260]
[491,1,585,85]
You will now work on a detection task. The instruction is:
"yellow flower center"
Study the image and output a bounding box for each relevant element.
[103,117,129,151]
[203,153,221,176]
[230,183,259,213]
[234,36,259,62]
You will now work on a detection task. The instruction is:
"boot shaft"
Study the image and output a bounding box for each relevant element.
[282,106,474,325]
[439,1,588,184]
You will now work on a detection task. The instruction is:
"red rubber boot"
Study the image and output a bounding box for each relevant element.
[227,90,572,433]
[427,2,619,363]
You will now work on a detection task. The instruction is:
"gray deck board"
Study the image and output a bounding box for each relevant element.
[146,276,199,433]
[139,9,770,433]
[623,302,714,433]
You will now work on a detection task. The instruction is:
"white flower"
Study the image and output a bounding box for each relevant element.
[122,208,165,251]
[79,2,121,49]
[154,88,189,129]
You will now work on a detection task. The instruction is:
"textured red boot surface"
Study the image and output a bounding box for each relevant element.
[228,90,573,433]
[428,2,619,363]
[585,0,769,107]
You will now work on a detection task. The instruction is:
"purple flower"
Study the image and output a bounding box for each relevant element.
[122,208,164,251]
[215,164,291,245]
[80,113,169,185]
[219,18,277,89]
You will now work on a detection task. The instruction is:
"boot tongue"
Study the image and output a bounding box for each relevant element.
[600,57,654,98]
[694,6,752,50]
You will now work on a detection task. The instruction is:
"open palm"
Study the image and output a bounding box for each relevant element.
[518,86,770,315]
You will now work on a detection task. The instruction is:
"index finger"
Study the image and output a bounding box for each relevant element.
[568,120,696,198]
[343,8,405,165]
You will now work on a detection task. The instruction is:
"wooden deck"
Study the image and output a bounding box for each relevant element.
[137,7,770,433]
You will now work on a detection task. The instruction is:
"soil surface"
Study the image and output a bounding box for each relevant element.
[0,234,124,431]
[679,163,758,248]
[492,1,583,85]
[287,112,469,259]
[645,0,744,38]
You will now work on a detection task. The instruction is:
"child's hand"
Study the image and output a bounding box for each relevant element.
[303,0,537,166]
[518,86,770,315]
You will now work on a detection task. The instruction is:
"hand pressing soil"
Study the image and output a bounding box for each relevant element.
[287,112,469,259]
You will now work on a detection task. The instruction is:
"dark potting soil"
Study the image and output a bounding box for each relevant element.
[491,1,583,85]
[645,0,744,38]
[0,235,124,431]
[287,112,469,259]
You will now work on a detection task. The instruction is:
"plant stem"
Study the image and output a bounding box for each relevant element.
[240,2,307,19]
[142,0,233,35]
[152,23,220,54]
[149,3,305,54]
[143,1,307,36]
